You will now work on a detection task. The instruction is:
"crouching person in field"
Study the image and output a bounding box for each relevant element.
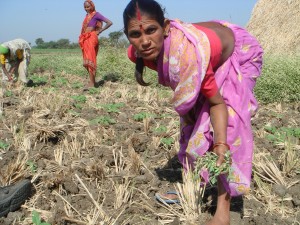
[0,39,33,86]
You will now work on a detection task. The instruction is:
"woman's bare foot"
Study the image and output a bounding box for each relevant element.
[83,82,95,91]
[206,212,230,225]
[205,178,231,225]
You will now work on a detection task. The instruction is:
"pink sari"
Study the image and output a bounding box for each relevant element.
[157,20,263,196]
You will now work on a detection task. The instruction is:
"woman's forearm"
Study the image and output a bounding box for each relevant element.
[2,64,10,78]
[101,20,112,32]
[210,102,228,143]
[208,91,229,165]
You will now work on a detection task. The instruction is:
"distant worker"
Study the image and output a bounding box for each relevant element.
[0,39,32,86]
[79,0,113,91]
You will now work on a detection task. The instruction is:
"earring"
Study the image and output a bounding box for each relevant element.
[164,28,170,37]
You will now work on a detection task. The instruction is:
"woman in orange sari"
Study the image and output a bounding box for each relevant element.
[79,0,112,90]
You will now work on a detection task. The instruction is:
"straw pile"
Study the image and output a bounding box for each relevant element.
[246,0,300,55]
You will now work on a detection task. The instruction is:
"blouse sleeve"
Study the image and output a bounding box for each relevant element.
[0,54,6,65]
[200,62,218,98]
[95,12,109,22]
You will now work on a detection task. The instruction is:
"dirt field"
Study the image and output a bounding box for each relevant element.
[0,70,299,224]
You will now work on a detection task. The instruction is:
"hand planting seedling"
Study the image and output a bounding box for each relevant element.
[194,151,232,185]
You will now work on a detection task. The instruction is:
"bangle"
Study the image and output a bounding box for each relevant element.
[213,142,230,150]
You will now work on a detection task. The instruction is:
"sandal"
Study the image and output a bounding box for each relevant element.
[0,179,32,217]
[155,191,180,204]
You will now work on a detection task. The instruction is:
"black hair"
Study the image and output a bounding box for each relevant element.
[123,0,165,86]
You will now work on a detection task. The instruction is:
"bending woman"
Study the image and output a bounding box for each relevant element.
[123,0,263,224]
[0,39,31,85]
[79,0,112,89]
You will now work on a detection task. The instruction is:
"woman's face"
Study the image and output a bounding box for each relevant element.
[84,2,93,14]
[127,15,167,61]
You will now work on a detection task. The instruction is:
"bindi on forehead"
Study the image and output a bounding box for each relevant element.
[128,18,160,32]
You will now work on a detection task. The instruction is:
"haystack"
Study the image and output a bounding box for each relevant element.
[246,0,300,55]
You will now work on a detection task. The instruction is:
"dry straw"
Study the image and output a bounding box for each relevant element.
[247,0,300,55]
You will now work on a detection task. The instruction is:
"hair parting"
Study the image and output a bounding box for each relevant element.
[135,2,142,21]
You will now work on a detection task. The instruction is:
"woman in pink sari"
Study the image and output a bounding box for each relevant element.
[123,0,263,224]
[79,0,112,90]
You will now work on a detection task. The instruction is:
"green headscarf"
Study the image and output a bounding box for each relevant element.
[0,45,9,54]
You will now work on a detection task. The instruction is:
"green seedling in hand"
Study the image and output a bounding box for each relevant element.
[194,151,232,185]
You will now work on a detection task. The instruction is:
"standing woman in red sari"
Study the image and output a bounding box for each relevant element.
[79,0,112,89]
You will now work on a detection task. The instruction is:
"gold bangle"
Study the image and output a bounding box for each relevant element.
[213,142,230,150]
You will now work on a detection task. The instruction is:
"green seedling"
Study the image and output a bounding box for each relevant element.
[4,90,13,97]
[0,141,9,149]
[26,160,37,173]
[73,103,83,110]
[265,126,300,143]
[71,95,87,103]
[160,137,174,147]
[71,81,84,89]
[32,210,51,225]
[154,125,168,134]
[98,103,125,113]
[43,87,57,93]
[88,87,99,94]
[194,151,232,185]
[90,116,116,126]
[133,112,152,121]
[51,76,68,88]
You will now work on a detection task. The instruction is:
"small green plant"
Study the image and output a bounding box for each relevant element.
[0,140,9,149]
[71,81,84,89]
[154,125,167,134]
[32,210,51,225]
[26,160,37,173]
[99,103,125,113]
[43,87,57,93]
[30,75,48,85]
[51,76,68,88]
[88,87,100,94]
[194,151,232,185]
[89,116,116,126]
[133,112,152,121]
[4,90,13,97]
[71,95,87,110]
[160,137,174,147]
[71,95,87,103]
[265,126,300,143]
